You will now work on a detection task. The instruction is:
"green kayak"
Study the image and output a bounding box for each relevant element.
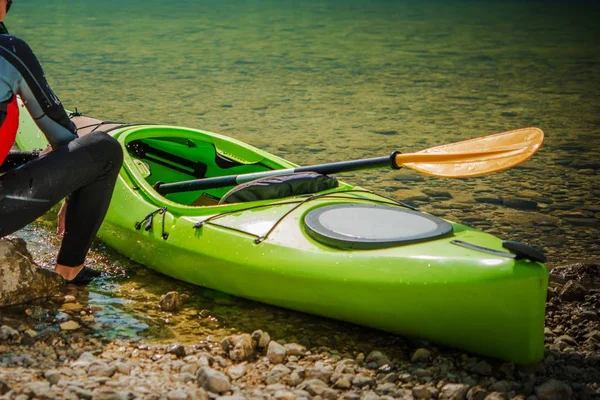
[15,103,548,364]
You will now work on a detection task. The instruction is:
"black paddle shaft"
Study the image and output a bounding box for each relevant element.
[154,152,400,195]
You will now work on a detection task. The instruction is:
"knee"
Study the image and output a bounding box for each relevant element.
[98,133,124,170]
[80,132,123,170]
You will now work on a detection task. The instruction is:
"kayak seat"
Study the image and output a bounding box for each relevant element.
[219,172,339,204]
[127,140,208,179]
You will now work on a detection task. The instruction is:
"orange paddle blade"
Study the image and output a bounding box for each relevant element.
[394,127,544,177]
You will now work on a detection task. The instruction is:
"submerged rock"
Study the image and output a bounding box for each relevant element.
[535,379,572,400]
[0,238,64,307]
[159,291,183,312]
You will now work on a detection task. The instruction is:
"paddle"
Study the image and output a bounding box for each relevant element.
[154,127,544,195]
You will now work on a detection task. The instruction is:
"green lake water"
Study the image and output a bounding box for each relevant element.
[7,0,600,344]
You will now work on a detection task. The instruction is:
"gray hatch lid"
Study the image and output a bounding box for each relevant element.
[303,204,453,250]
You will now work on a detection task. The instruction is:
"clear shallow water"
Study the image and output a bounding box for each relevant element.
[7,0,600,343]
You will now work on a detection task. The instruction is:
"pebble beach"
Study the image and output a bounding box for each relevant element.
[1,260,599,400]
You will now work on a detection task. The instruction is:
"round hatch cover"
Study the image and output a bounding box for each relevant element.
[304,204,453,250]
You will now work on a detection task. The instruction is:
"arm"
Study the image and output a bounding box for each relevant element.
[0,34,77,148]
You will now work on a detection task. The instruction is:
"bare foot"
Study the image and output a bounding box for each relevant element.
[54,264,83,280]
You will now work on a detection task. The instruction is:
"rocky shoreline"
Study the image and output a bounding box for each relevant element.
[1,239,599,400]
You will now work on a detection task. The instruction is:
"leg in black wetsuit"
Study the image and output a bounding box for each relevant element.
[0,31,123,278]
[0,132,123,267]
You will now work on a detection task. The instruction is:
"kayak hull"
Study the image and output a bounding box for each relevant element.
[15,103,548,363]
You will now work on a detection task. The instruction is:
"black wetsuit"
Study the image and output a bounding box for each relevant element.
[0,23,123,267]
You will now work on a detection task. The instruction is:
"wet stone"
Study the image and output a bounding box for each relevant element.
[559,280,588,301]
[252,329,271,349]
[306,363,332,382]
[227,363,246,380]
[439,383,469,399]
[63,295,76,302]
[376,382,398,395]
[166,390,188,400]
[321,388,340,400]
[360,391,380,400]
[563,217,599,227]
[272,390,296,400]
[413,367,432,377]
[0,379,11,395]
[88,363,116,378]
[422,189,453,199]
[265,372,287,385]
[475,196,503,205]
[159,291,183,312]
[0,238,64,307]
[333,376,352,389]
[283,343,306,356]
[167,344,187,358]
[20,382,53,399]
[470,360,492,376]
[412,384,438,399]
[578,310,598,321]
[298,379,328,396]
[586,330,600,341]
[488,380,511,392]
[502,197,539,211]
[365,350,392,368]
[288,370,303,386]
[466,386,488,400]
[44,370,61,385]
[411,348,432,363]
[352,375,375,388]
[222,334,254,361]
[59,320,80,331]
[0,325,20,343]
[535,379,572,400]
[569,160,600,170]
[378,372,397,384]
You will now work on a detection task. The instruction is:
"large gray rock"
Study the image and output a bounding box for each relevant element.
[0,238,64,307]
[196,366,231,393]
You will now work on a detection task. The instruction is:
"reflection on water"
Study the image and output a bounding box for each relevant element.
[8,0,599,344]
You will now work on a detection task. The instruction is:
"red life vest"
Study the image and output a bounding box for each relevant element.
[0,95,19,165]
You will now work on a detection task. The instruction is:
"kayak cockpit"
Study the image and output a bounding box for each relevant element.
[118,126,336,206]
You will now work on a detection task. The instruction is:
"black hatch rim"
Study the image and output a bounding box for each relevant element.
[303,203,453,250]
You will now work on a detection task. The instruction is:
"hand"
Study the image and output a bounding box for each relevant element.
[40,145,53,155]
[57,201,67,235]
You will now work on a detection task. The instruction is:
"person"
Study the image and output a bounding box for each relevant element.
[0,0,123,285]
